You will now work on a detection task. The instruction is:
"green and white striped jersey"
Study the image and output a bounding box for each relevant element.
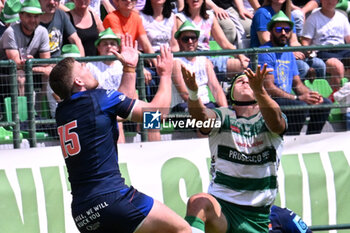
[208,107,285,207]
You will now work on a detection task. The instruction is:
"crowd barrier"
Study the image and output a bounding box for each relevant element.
[1,44,350,148]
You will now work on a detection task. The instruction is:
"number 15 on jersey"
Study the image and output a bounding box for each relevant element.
[57,120,81,159]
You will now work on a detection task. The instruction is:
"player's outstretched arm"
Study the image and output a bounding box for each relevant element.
[130,45,174,123]
[113,34,139,99]
[245,64,286,135]
[181,65,216,134]
[111,33,139,67]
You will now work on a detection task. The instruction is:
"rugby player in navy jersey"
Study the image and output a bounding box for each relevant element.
[49,35,191,233]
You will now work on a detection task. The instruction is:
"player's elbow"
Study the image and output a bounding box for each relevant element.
[270,119,286,135]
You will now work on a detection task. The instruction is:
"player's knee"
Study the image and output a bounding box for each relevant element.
[186,193,214,214]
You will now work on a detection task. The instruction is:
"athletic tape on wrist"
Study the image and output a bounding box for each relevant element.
[188,89,199,101]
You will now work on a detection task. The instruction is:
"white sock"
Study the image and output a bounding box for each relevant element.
[191,226,205,233]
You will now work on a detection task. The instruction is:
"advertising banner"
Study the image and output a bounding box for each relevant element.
[0,132,349,233]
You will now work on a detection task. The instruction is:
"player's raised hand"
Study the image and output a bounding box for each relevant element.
[244,64,272,93]
[156,45,173,77]
[111,33,139,68]
[181,65,198,92]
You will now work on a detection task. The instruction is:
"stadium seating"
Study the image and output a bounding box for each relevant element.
[209,40,222,51]
[4,96,28,122]
[0,126,23,144]
[304,79,333,98]
[4,96,48,140]
[304,79,344,123]
[342,77,349,86]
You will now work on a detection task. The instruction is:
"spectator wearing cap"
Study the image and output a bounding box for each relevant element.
[301,0,350,92]
[39,0,84,57]
[85,28,127,143]
[251,0,326,83]
[258,11,331,135]
[176,0,249,80]
[171,21,227,114]
[0,0,21,36]
[86,28,123,92]
[0,0,50,98]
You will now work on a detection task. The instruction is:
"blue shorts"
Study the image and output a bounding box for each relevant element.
[71,186,154,233]
[269,205,312,233]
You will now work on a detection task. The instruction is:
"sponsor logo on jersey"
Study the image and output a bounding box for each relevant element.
[106,89,116,97]
[230,125,240,133]
[118,94,126,101]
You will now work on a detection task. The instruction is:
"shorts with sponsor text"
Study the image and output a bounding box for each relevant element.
[71,186,154,233]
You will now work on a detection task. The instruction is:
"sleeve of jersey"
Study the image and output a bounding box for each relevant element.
[99,89,136,119]
[209,107,227,137]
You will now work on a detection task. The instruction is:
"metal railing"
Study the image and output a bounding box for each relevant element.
[0,60,20,148]
[310,223,350,231]
[1,44,350,147]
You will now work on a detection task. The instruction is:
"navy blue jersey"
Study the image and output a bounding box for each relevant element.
[55,89,135,205]
[269,205,312,233]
